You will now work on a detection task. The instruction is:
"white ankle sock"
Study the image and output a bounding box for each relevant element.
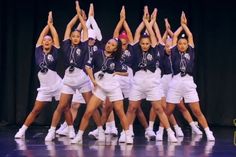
[149,121,154,130]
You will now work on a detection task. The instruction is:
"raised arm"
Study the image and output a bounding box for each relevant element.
[64,15,78,40]
[47,11,60,48]
[123,21,133,44]
[165,19,174,38]
[36,24,49,47]
[76,1,88,41]
[181,11,194,47]
[113,6,125,38]
[152,9,164,45]
[143,9,157,47]
[133,21,145,44]
[172,26,183,47]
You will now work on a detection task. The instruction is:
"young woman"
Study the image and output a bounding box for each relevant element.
[55,3,103,137]
[117,6,156,142]
[149,18,203,140]
[165,12,215,141]
[71,37,133,144]
[125,7,177,142]
[15,12,62,139]
[45,1,102,141]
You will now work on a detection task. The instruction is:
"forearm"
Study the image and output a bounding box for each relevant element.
[113,19,124,38]
[114,71,128,76]
[123,21,133,43]
[86,66,95,81]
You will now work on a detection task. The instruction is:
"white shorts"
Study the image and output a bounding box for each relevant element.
[129,69,163,101]
[160,74,172,97]
[36,70,63,102]
[93,72,123,102]
[61,67,92,94]
[115,67,133,98]
[72,90,86,104]
[166,73,199,104]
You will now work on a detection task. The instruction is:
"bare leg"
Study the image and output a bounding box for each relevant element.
[82,92,102,127]
[24,101,48,126]
[79,95,103,131]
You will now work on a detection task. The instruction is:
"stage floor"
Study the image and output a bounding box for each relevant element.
[0,126,235,157]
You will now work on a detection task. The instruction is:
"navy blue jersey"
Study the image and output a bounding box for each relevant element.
[121,44,135,68]
[132,43,164,74]
[87,41,103,63]
[171,45,195,76]
[35,45,58,73]
[86,49,127,74]
[62,39,88,69]
[161,51,173,75]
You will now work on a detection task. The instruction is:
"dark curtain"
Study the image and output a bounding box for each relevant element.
[0,0,235,127]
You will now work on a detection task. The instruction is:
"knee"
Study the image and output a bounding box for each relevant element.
[71,103,80,110]
[127,105,137,113]
[31,108,41,115]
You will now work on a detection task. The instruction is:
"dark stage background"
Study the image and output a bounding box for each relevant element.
[0,0,235,128]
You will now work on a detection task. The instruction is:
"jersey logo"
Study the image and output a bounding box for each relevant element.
[123,50,131,57]
[93,46,98,52]
[147,54,153,61]
[76,48,81,56]
[110,63,115,70]
[47,54,54,62]
[184,53,190,60]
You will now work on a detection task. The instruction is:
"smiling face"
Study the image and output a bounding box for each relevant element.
[139,37,151,52]
[105,39,118,54]
[177,38,188,53]
[70,30,81,45]
[42,35,53,51]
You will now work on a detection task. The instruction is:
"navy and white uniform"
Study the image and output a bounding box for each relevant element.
[166,45,199,103]
[160,51,173,97]
[86,50,127,102]
[35,45,62,101]
[71,43,101,104]
[61,39,91,94]
[114,44,134,98]
[129,43,165,101]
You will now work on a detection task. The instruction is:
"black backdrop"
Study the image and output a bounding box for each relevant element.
[0,0,235,127]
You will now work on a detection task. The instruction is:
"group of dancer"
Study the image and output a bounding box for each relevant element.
[14,1,215,145]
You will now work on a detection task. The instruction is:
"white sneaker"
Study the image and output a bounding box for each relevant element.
[105,127,111,135]
[192,122,203,135]
[119,131,126,143]
[125,134,133,144]
[15,129,25,139]
[130,129,134,137]
[145,129,156,141]
[71,134,83,144]
[68,127,76,139]
[56,122,67,134]
[58,127,69,136]
[110,127,118,137]
[206,131,215,141]
[88,129,99,140]
[156,130,163,141]
[174,127,184,137]
[167,131,178,143]
[98,129,105,142]
[45,129,56,142]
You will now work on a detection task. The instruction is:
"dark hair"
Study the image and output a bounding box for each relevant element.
[71,29,81,35]
[177,33,188,41]
[140,32,150,40]
[112,38,122,61]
